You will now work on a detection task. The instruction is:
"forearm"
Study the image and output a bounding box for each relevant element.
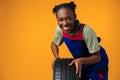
[51,41,60,58]
[80,51,101,65]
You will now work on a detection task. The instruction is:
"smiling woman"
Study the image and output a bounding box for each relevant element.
[51,1,109,80]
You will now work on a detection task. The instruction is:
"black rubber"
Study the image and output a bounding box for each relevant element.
[53,58,80,80]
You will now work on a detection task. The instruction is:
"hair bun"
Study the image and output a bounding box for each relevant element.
[69,1,74,4]
[69,1,76,9]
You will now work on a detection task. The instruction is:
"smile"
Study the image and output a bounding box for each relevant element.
[63,27,70,31]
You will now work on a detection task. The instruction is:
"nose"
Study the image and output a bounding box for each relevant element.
[63,20,68,26]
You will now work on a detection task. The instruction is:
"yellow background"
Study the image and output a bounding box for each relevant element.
[0,0,120,80]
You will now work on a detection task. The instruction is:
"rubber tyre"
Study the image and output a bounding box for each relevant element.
[53,58,80,80]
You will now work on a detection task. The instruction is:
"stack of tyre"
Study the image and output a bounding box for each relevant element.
[53,58,80,80]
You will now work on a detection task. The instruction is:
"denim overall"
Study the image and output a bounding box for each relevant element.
[62,24,108,80]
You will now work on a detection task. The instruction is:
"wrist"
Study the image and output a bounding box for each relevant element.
[78,58,83,64]
[55,56,60,59]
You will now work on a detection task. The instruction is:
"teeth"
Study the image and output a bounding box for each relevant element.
[63,27,69,30]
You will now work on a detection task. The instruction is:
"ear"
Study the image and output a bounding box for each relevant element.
[74,13,77,20]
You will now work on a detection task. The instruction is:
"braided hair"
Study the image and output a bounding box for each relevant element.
[52,1,76,15]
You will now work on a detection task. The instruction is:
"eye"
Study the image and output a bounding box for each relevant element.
[58,18,63,22]
[67,17,73,20]
[68,17,72,20]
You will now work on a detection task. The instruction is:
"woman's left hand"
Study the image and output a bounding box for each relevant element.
[69,58,82,78]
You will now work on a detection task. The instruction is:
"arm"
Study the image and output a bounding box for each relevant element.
[79,25,101,64]
[79,51,101,65]
[51,26,63,58]
[51,41,60,58]
[51,26,63,68]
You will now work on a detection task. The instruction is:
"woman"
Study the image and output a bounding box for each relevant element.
[51,2,108,80]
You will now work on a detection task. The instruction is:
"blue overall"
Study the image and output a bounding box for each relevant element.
[62,24,108,80]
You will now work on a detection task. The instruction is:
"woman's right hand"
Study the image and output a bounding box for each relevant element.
[51,57,60,69]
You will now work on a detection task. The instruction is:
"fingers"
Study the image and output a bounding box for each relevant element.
[69,60,79,75]
[78,64,82,78]
[75,61,79,74]
[51,58,59,69]
[69,59,82,78]
[51,59,55,69]
[69,60,75,66]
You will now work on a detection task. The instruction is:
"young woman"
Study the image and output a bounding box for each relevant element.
[51,2,108,80]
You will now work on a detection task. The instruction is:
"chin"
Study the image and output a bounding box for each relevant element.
[63,30,71,33]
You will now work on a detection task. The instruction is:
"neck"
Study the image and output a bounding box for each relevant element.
[69,20,78,34]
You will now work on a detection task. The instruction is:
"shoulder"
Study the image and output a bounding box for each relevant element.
[56,26,62,32]
[53,26,63,46]
[54,26,63,37]
[83,25,94,33]
[82,25,96,37]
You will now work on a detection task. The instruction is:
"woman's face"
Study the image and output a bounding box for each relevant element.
[56,8,76,33]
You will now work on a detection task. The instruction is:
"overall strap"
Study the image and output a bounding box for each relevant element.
[79,23,85,31]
